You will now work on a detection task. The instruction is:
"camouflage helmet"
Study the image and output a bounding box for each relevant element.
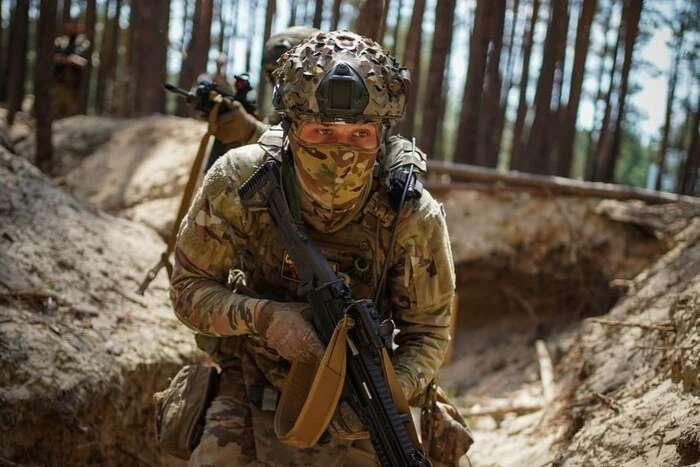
[262,26,320,74]
[272,30,411,125]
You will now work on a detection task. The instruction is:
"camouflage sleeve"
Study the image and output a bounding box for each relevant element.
[388,191,455,401]
[170,153,270,336]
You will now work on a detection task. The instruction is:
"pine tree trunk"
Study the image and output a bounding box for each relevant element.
[178,0,214,116]
[5,0,30,127]
[556,0,596,177]
[330,0,342,30]
[217,0,226,53]
[654,16,684,189]
[36,0,58,174]
[355,0,385,41]
[245,0,257,72]
[391,0,424,138]
[509,0,540,170]
[454,0,493,164]
[379,0,391,41]
[182,0,190,52]
[133,0,171,115]
[95,0,112,114]
[392,0,403,54]
[523,0,568,174]
[0,0,4,103]
[492,0,520,168]
[312,0,323,29]
[289,0,298,26]
[77,0,96,114]
[476,0,506,168]
[419,0,455,159]
[679,92,700,194]
[258,0,276,114]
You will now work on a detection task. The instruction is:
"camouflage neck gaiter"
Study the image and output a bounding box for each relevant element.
[288,132,378,233]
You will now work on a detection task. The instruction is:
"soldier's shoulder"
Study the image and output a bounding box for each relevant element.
[203,143,268,200]
[383,135,427,173]
[399,189,448,240]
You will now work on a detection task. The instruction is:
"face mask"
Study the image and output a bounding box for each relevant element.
[288,130,379,232]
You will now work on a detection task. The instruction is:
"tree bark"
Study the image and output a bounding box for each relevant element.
[454,0,493,164]
[289,0,298,26]
[391,0,424,138]
[245,0,257,73]
[355,0,385,41]
[77,0,96,114]
[654,14,685,190]
[330,0,342,30]
[523,0,569,174]
[0,0,8,103]
[510,0,540,170]
[679,92,700,195]
[493,0,520,169]
[5,0,30,127]
[584,4,614,180]
[379,0,391,41]
[476,0,507,167]
[603,0,642,183]
[312,0,323,29]
[419,0,456,159]
[557,0,596,177]
[132,0,171,115]
[36,0,58,174]
[258,0,276,114]
[95,0,112,114]
[178,0,214,116]
[392,0,403,54]
[116,2,133,117]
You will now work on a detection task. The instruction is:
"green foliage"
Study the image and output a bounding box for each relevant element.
[616,129,652,187]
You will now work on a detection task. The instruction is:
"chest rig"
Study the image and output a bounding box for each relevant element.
[198,128,425,391]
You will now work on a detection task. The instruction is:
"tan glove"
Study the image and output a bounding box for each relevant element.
[327,401,369,440]
[255,301,325,363]
[212,100,260,145]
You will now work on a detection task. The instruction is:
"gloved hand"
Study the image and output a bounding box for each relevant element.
[211,100,260,145]
[327,401,369,440]
[255,301,325,363]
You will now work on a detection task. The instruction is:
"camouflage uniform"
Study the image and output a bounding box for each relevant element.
[170,31,455,466]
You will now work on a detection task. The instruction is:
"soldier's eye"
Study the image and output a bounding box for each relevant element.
[354,130,369,138]
[318,128,333,136]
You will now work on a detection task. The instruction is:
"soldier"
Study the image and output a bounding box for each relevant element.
[208,26,319,153]
[53,21,90,120]
[169,30,468,465]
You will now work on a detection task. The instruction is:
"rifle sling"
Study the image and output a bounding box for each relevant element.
[137,97,223,294]
[274,316,424,455]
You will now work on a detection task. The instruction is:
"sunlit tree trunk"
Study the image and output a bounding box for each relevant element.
[493,0,520,168]
[330,0,342,29]
[679,92,700,194]
[476,0,506,167]
[392,0,403,55]
[6,0,30,126]
[178,0,214,116]
[510,0,540,170]
[356,0,385,41]
[454,0,493,164]
[258,0,276,114]
[312,0,323,28]
[419,0,455,159]
[523,0,568,174]
[601,0,642,183]
[133,0,171,115]
[654,13,684,190]
[36,0,58,174]
[557,0,596,177]
[393,0,424,138]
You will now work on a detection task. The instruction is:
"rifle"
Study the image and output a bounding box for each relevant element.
[239,160,429,467]
[164,73,257,116]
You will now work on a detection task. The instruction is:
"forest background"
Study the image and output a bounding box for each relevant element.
[1,0,698,195]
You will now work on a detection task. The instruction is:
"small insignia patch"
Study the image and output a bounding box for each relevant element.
[281,251,339,282]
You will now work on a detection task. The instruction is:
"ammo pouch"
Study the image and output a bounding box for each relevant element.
[421,382,474,465]
[154,364,220,460]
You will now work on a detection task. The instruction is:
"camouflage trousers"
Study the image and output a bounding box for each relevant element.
[189,361,354,466]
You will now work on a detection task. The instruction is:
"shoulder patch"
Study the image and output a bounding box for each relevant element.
[382,135,427,173]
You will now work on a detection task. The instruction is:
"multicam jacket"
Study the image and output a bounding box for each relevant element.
[170,129,455,402]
